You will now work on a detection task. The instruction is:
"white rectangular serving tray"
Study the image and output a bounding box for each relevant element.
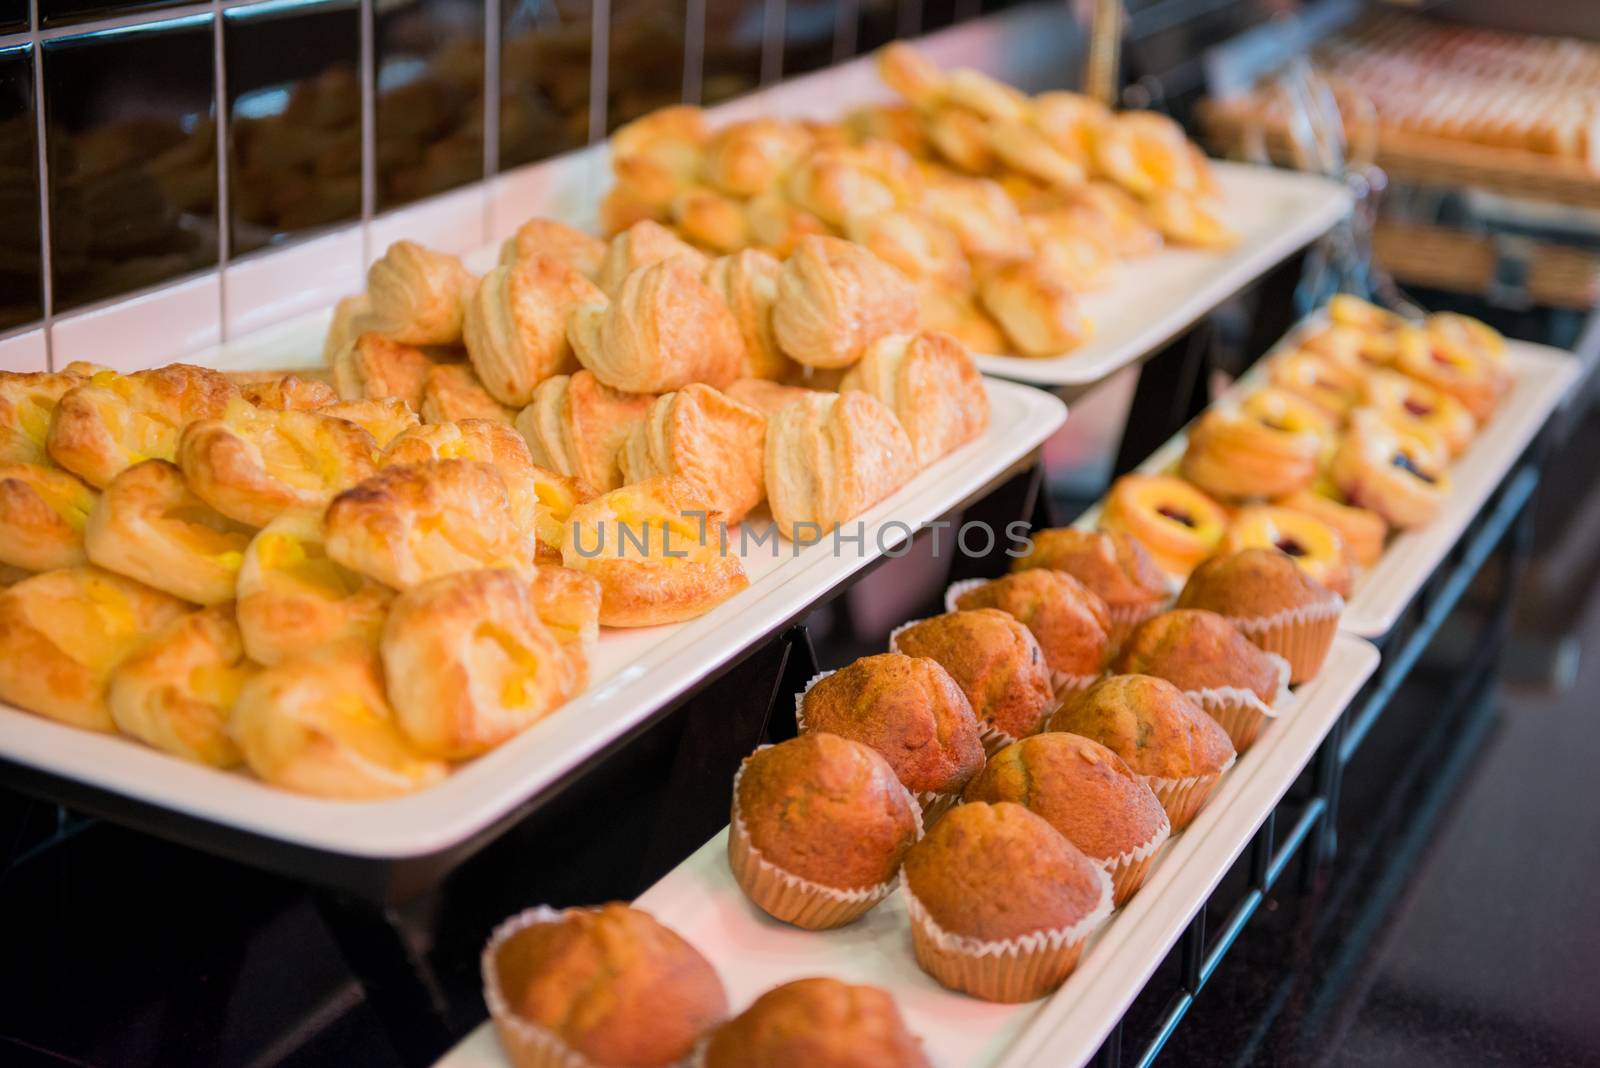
[436,633,1379,1068]
[971,162,1351,387]
[0,379,1065,859]
[1072,333,1579,637]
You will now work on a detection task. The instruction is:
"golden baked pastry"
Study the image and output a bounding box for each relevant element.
[1427,311,1507,371]
[594,219,711,297]
[365,239,477,346]
[1032,91,1111,162]
[497,217,607,280]
[515,370,655,492]
[83,460,254,605]
[703,117,812,196]
[784,142,918,229]
[561,475,749,627]
[318,397,421,446]
[463,255,603,407]
[0,565,188,731]
[875,42,945,109]
[772,235,918,369]
[609,105,709,209]
[702,249,794,381]
[953,570,1112,685]
[1275,485,1387,569]
[232,642,447,799]
[239,374,339,411]
[840,331,988,467]
[844,103,929,158]
[0,368,93,465]
[382,419,544,541]
[46,364,241,488]
[1143,188,1236,249]
[1396,328,1504,423]
[1361,369,1476,458]
[106,605,251,767]
[1024,210,1116,291]
[919,173,1031,260]
[1217,505,1353,597]
[1269,348,1365,419]
[765,391,916,538]
[598,181,666,238]
[1059,181,1163,258]
[990,119,1088,187]
[1100,473,1229,576]
[235,508,394,666]
[892,608,1056,747]
[916,281,1009,355]
[1329,410,1451,529]
[942,66,1030,122]
[927,109,995,172]
[178,406,379,527]
[723,378,819,418]
[702,978,930,1068]
[419,363,516,426]
[1093,111,1206,198]
[380,568,583,759]
[330,331,436,407]
[617,384,767,524]
[1180,392,1327,502]
[845,209,970,290]
[670,185,751,254]
[322,293,374,368]
[743,190,832,258]
[326,460,537,589]
[529,564,602,674]
[569,256,744,393]
[980,259,1090,358]
[0,462,95,572]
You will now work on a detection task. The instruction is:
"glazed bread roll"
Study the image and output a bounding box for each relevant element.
[84,460,254,605]
[235,508,394,666]
[845,210,971,290]
[702,249,794,381]
[0,566,188,731]
[330,331,436,407]
[568,256,744,393]
[618,384,767,524]
[318,397,420,447]
[980,260,1091,358]
[772,236,917,369]
[464,255,604,407]
[765,391,917,538]
[594,219,710,297]
[365,239,477,346]
[106,605,251,767]
[703,117,812,196]
[380,568,585,759]
[0,462,96,572]
[498,217,607,280]
[178,407,380,528]
[232,643,447,799]
[840,331,988,467]
[515,370,655,492]
[47,364,240,488]
[420,363,516,426]
[670,186,752,254]
[239,374,339,411]
[561,475,749,627]
[1,368,95,465]
[325,459,537,589]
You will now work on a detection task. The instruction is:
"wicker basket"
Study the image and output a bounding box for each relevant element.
[1370,221,1600,310]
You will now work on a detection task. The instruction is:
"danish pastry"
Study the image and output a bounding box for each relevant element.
[463,255,603,406]
[84,460,255,605]
[1329,411,1451,529]
[919,174,1031,261]
[1395,329,1504,423]
[1093,111,1205,198]
[765,391,917,538]
[318,397,421,446]
[498,217,607,280]
[529,563,602,669]
[239,374,339,411]
[380,568,583,759]
[232,642,447,799]
[235,508,394,666]
[702,117,812,197]
[515,370,655,492]
[1180,391,1328,502]
[365,240,477,346]
[1024,211,1116,291]
[569,256,744,392]
[1217,505,1353,597]
[843,102,931,157]
[322,293,374,369]
[594,219,710,297]
[330,331,436,407]
[1327,295,1412,367]
[702,250,794,381]
[1268,349,1365,419]
[840,331,988,467]
[845,210,971,290]
[989,119,1088,188]
[744,190,832,258]
[609,105,709,209]
[785,142,918,228]
[0,462,95,572]
[1100,473,1228,577]
[670,186,752,254]
[0,565,188,731]
[178,406,379,527]
[1032,91,1111,162]
[979,259,1090,358]
[618,384,766,524]
[875,42,945,110]
[1426,311,1506,369]
[1061,182,1163,258]
[382,418,544,537]
[916,281,1008,355]
[1275,486,1387,569]
[1142,188,1236,250]
[926,108,997,173]
[0,368,92,465]
[1361,370,1476,457]
[723,378,819,418]
[941,67,1030,123]
[772,236,917,369]
[47,364,240,488]
[106,605,251,767]
[420,363,516,426]
[561,475,749,626]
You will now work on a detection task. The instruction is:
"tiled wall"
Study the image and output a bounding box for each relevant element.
[0,0,1025,371]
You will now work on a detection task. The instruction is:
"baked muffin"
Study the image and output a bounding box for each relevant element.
[1047,675,1235,830]
[482,903,727,1068]
[702,978,930,1068]
[1113,609,1288,752]
[949,570,1111,693]
[901,801,1111,1002]
[1178,548,1341,684]
[889,609,1055,754]
[1010,528,1169,650]
[729,733,920,930]
[797,653,984,821]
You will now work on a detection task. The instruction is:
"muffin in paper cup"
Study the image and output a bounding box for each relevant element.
[1142,751,1236,832]
[1103,818,1170,908]
[1226,597,1341,684]
[944,576,1113,699]
[482,908,596,1068]
[1185,653,1292,753]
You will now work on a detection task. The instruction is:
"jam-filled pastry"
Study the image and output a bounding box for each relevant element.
[0,463,96,572]
[743,190,832,258]
[235,508,394,666]
[1268,348,1365,419]
[561,475,749,627]
[840,331,988,468]
[845,210,971,291]
[515,370,655,492]
[875,42,945,109]
[765,391,917,539]
[783,142,919,229]
[618,384,767,524]
[318,397,421,447]
[239,374,339,411]
[0,368,94,465]
[917,281,1009,356]
[106,605,252,767]
[671,186,753,254]
[594,219,710,297]
[0,565,188,731]
[1395,328,1505,423]
[989,119,1088,189]
[702,117,813,197]
[1100,474,1229,577]
[365,239,477,347]
[464,255,604,407]
[773,236,917,369]
[1142,188,1237,250]
[1361,370,1476,457]
[1180,390,1329,502]
[1032,91,1111,163]
[1426,312,1506,373]
[723,378,821,418]
[231,642,447,799]
[569,256,744,393]
[1274,485,1387,569]
[380,568,584,759]
[1217,505,1353,597]
[919,174,1031,260]
[609,106,709,211]
[1326,295,1412,366]
[178,406,379,528]
[330,331,436,408]
[979,260,1091,358]
[1329,410,1452,529]
[46,364,240,488]
[703,250,795,382]
[498,217,607,280]
[84,460,255,605]
[420,363,516,426]
[325,459,536,589]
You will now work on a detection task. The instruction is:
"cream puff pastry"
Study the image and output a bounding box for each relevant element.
[498,217,607,280]
[232,642,447,800]
[515,370,655,492]
[420,363,516,426]
[0,565,188,731]
[772,236,917,369]
[980,260,1090,358]
[764,391,917,538]
[464,255,604,407]
[240,374,340,411]
[594,219,711,297]
[0,368,92,465]
[0,462,95,572]
[703,250,794,381]
[365,240,477,346]
[330,331,436,408]
[840,331,988,467]
[618,384,767,524]
[106,605,251,767]
[381,568,584,759]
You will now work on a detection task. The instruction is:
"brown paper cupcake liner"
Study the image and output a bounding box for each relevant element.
[1143,751,1236,832]
[1105,597,1169,654]
[1100,816,1171,909]
[481,907,607,1068]
[1053,671,1101,701]
[1226,596,1342,684]
[903,868,1113,1003]
[1185,653,1291,753]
